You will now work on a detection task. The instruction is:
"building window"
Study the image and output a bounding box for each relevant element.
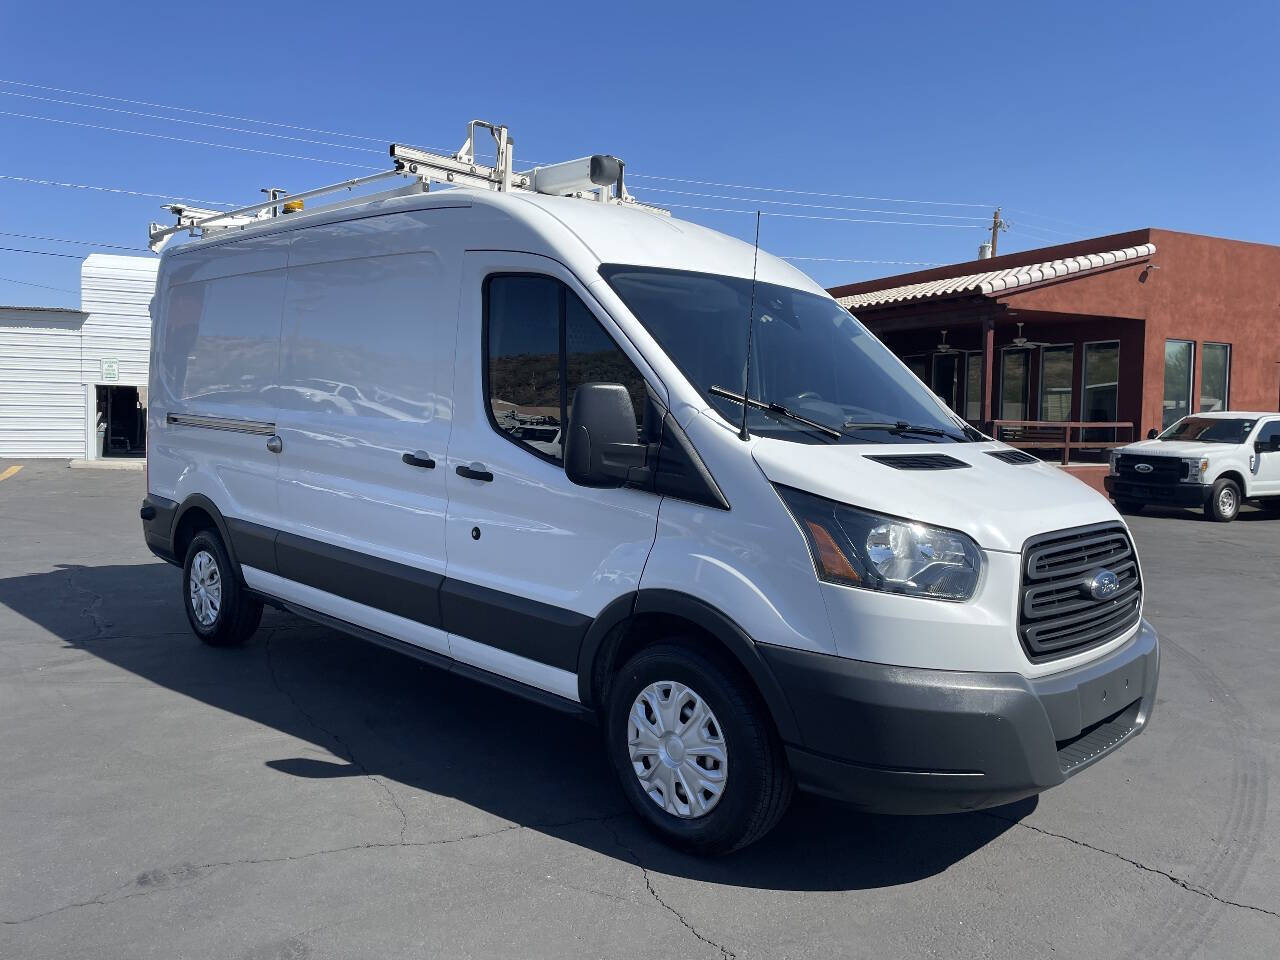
[1082,341,1120,441]
[484,274,644,464]
[1039,345,1074,422]
[1163,339,1195,429]
[1200,343,1230,412]
[965,352,983,421]
[1000,348,1030,421]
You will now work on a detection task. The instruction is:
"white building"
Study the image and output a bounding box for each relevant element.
[0,254,159,460]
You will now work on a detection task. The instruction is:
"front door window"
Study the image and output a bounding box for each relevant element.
[931,352,960,411]
[1000,349,1030,421]
[1039,345,1074,422]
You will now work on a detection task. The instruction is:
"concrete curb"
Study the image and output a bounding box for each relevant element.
[69,458,145,472]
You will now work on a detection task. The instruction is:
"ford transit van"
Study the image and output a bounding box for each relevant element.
[141,155,1158,854]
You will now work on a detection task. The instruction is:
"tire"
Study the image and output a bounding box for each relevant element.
[1204,478,1241,522]
[182,529,263,646]
[1114,500,1144,515]
[606,642,793,855]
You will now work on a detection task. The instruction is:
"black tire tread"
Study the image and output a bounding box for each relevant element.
[183,530,263,647]
[610,641,792,855]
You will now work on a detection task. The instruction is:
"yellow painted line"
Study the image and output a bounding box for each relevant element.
[0,465,23,482]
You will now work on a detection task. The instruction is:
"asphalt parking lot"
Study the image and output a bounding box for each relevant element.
[1,460,1277,959]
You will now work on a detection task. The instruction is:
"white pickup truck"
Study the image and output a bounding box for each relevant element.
[1105,411,1280,521]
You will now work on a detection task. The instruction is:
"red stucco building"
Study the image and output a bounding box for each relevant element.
[829,229,1280,457]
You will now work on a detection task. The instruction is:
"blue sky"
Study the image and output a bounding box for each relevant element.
[1,0,1276,308]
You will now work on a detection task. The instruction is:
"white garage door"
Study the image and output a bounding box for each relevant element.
[0,309,87,458]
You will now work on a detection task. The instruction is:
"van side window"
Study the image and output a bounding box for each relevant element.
[485,274,645,463]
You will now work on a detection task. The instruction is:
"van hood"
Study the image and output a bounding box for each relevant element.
[1119,439,1221,457]
[751,438,1119,553]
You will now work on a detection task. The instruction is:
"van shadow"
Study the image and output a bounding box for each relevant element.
[0,562,1032,892]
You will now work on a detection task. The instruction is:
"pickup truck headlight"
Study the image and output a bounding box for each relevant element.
[776,486,983,601]
[1109,450,1121,476]
[1183,457,1209,483]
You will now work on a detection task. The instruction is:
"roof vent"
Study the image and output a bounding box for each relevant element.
[864,454,970,471]
[987,449,1039,465]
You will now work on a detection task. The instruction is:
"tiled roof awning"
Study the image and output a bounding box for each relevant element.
[836,243,1156,311]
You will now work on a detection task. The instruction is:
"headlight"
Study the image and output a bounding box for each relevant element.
[1183,457,1209,482]
[776,486,983,601]
[1109,450,1121,476]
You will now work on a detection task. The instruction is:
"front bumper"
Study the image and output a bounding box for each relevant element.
[1105,476,1209,507]
[759,619,1159,814]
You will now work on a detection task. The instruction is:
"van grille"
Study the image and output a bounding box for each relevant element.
[1018,523,1142,662]
[1116,454,1186,485]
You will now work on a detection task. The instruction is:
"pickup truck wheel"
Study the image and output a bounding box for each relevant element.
[606,643,793,855]
[1205,478,1240,522]
[183,530,263,646]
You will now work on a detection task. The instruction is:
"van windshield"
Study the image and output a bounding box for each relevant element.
[600,265,972,443]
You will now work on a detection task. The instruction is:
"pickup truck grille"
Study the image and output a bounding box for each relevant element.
[1116,454,1186,484]
[1019,523,1142,662]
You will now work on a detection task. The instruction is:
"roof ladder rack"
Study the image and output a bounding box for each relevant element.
[149,120,664,253]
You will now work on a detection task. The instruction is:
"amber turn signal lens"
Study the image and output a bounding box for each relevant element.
[803,519,860,585]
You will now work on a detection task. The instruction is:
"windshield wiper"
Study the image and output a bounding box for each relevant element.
[842,420,968,442]
[709,386,842,440]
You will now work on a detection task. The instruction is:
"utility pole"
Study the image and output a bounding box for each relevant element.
[989,207,1008,256]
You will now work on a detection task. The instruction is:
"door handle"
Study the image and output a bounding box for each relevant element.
[266,435,283,454]
[455,462,493,482]
[402,451,436,469]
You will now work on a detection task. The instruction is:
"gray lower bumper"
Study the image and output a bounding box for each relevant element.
[759,620,1159,814]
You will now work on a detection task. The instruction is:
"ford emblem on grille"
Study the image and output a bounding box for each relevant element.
[1134,463,1154,474]
[1086,568,1121,600]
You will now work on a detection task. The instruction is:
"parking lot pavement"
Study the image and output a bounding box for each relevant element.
[1,460,1277,959]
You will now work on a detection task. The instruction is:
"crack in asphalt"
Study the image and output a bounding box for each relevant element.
[64,566,109,640]
[263,631,410,843]
[2,812,630,927]
[983,812,1280,920]
[606,822,736,960]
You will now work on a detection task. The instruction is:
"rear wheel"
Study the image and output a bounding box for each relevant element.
[606,642,792,855]
[1205,478,1240,522]
[182,530,263,646]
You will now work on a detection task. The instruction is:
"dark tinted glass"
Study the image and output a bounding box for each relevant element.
[486,274,645,462]
[486,275,563,460]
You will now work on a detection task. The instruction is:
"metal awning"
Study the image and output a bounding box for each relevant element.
[836,243,1156,311]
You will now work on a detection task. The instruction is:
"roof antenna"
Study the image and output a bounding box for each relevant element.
[739,211,762,442]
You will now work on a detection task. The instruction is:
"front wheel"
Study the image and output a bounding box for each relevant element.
[183,530,263,646]
[606,643,792,855]
[1205,478,1241,522]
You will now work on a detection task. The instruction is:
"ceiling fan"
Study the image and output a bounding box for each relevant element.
[935,329,959,353]
[1011,321,1052,348]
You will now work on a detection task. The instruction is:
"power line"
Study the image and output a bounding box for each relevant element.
[0,245,84,259]
[0,77,388,144]
[634,185,992,220]
[0,173,232,207]
[0,230,148,253]
[662,201,985,228]
[628,172,995,208]
[0,110,381,170]
[0,89,386,156]
[0,275,79,295]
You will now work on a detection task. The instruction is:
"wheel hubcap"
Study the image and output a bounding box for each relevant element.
[188,550,222,627]
[1220,488,1236,514]
[628,680,728,819]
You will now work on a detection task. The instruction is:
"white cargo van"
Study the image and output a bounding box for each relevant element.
[141,129,1158,853]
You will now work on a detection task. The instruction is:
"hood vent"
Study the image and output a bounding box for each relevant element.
[987,449,1039,465]
[864,454,970,471]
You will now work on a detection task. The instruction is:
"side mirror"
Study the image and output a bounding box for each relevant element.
[564,383,648,487]
[1146,428,1159,440]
